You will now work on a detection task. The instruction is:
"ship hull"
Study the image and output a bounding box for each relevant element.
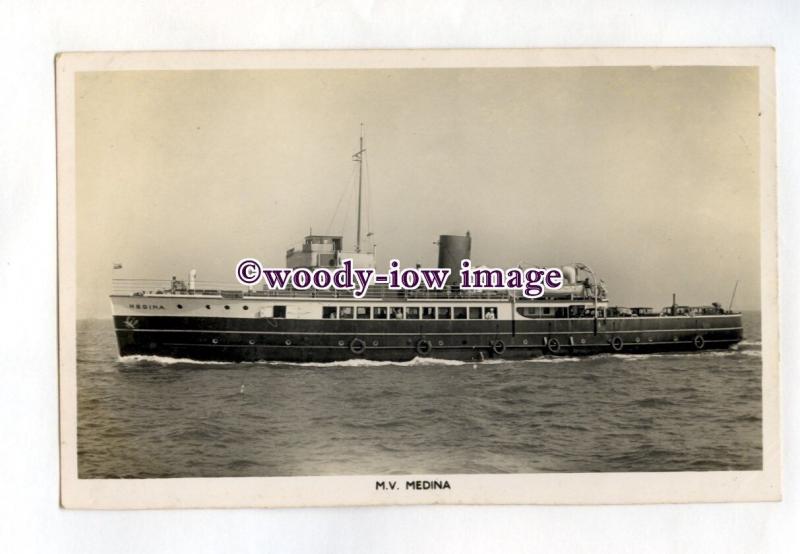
[113,314,743,363]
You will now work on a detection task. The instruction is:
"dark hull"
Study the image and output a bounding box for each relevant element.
[114,314,743,363]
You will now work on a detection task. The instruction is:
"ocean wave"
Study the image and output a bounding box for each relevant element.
[609,353,666,362]
[739,340,762,346]
[633,397,676,408]
[277,357,469,368]
[114,353,584,369]
[520,356,582,364]
[700,350,760,358]
[739,350,762,358]
[117,355,230,366]
[116,348,758,368]
[594,352,678,362]
[592,352,685,362]
[606,350,745,362]
[462,356,581,365]
[117,354,469,368]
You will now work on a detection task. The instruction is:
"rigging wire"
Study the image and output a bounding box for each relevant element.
[325,162,358,236]
[364,154,374,249]
[338,165,358,240]
[324,128,375,252]
[363,124,374,250]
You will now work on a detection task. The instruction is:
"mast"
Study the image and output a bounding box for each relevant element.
[353,123,365,253]
[728,280,739,312]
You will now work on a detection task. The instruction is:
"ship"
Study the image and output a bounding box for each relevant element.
[111,130,743,363]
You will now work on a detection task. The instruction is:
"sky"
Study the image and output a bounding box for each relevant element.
[75,66,761,318]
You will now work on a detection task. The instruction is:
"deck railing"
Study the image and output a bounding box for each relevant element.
[111,278,599,302]
[109,280,737,315]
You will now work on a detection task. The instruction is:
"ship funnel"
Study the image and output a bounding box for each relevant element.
[437,232,471,286]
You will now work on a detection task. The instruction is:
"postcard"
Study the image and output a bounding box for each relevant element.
[57,48,780,508]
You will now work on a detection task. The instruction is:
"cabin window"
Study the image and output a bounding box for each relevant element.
[339,306,353,319]
[569,305,585,318]
[555,307,568,318]
[542,307,551,315]
[322,306,337,319]
[453,307,467,319]
[406,307,420,319]
[390,307,404,319]
[273,305,286,318]
[485,307,497,320]
[469,307,482,319]
[516,307,536,318]
[437,307,452,319]
[356,306,371,319]
[374,306,388,319]
[422,307,436,319]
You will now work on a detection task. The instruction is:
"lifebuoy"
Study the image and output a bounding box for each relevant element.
[492,340,506,355]
[547,337,560,354]
[349,338,366,355]
[693,335,705,350]
[415,339,433,356]
[611,336,624,352]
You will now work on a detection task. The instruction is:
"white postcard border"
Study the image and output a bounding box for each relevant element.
[57,47,780,509]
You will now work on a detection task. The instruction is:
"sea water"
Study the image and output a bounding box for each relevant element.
[76,313,762,478]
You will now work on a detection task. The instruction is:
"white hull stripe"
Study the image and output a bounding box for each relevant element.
[117,327,743,336]
[160,338,741,349]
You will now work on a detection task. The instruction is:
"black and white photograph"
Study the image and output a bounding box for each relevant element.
[56,49,779,508]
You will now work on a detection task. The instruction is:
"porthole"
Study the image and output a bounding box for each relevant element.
[635,337,641,343]
[580,338,586,344]
[243,305,249,310]
[522,339,529,345]
[205,304,211,309]
[438,340,444,346]
[224,305,230,310]
[177,304,183,309]
[248,339,255,345]
[212,338,219,344]
[673,336,679,342]
[285,339,292,346]
[338,340,345,346]
[372,340,379,347]
[461,340,468,345]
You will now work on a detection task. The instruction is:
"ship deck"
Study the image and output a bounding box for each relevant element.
[111,278,599,303]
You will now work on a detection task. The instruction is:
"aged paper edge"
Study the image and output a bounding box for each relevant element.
[56,48,780,509]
